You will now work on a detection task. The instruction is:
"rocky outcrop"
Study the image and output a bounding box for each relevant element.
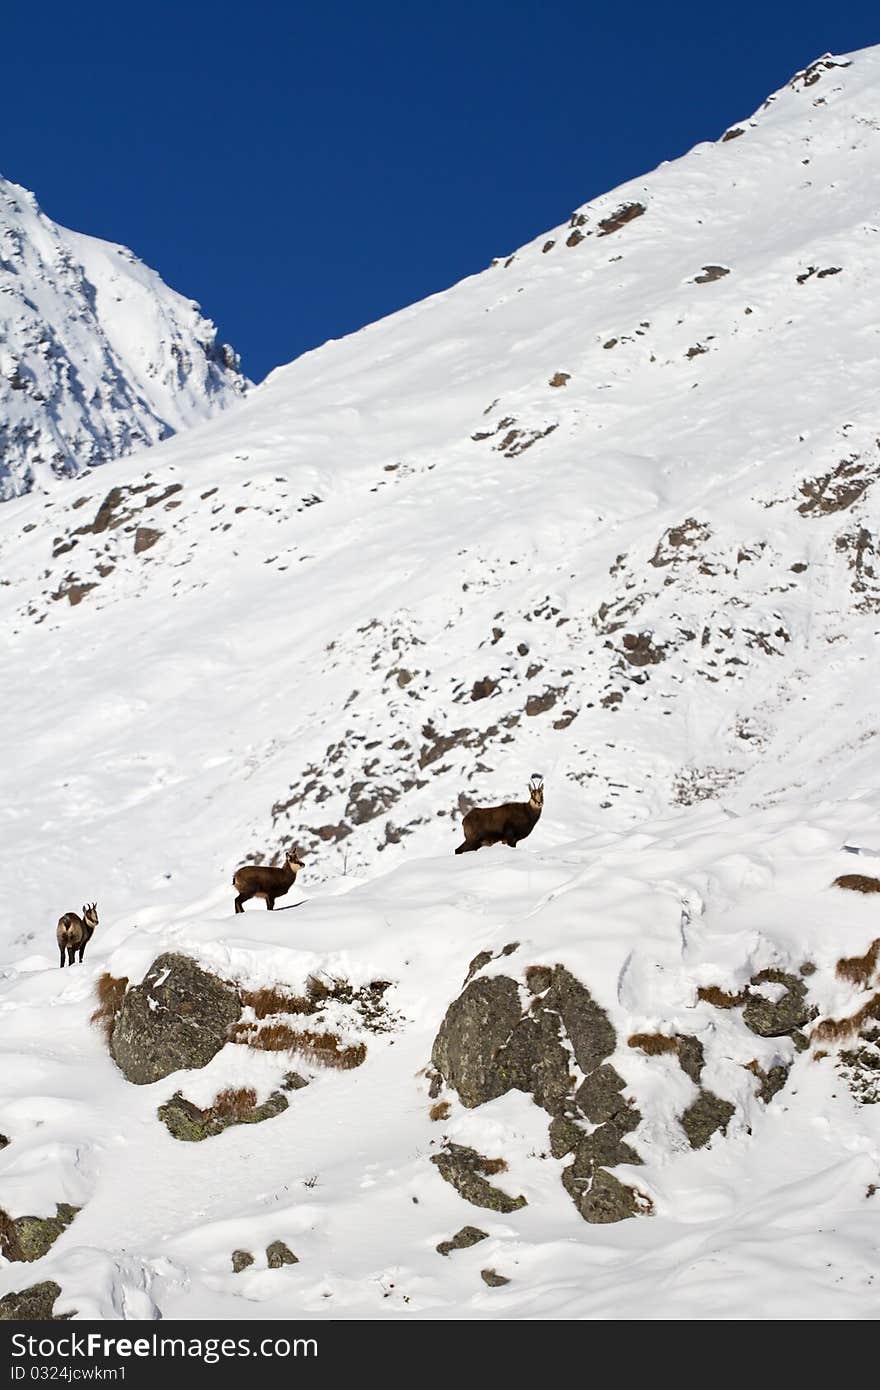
[431,976,522,1107]
[432,961,648,1224]
[0,1203,79,1262]
[0,1281,73,1320]
[563,1165,649,1223]
[680,1089,736,1149]
[743,970,813,1037]
[431,964,615,1114]
[436,1225,489,1256]
[157,1088,288,1141]
[266,1240,299,1268]
[430,1144,527,1213]
[110,953,241,1084]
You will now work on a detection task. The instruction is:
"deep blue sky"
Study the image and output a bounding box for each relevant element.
[3,2,877,381]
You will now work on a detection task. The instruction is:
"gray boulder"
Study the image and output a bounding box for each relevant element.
[680,1089,736,1149]
[546,966,616,1074]
[436,1225,489,1256]
[0,1204,79,1262]
[0,1281,73,1320]
[432,965,615,1116]
[562,1166,645,1224]
[432,958,638,1224]
[431,1143,527,1213]
[110,953,241,1084]
[576,1063,627,1123]
[743,970,813,1038]
[431,975,522,1108]
[266,1240,299,1268]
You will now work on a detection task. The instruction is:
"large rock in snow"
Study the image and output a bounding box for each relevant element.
[432,960,649,1224]
[110,953,241,1084]
[431,964,616,1112]
[0,1281,72,1320]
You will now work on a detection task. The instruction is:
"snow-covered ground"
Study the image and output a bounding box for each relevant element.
[0,175,248,500]
[2,46,880,1319]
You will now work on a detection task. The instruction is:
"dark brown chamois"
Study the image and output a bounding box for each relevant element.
[232,847,304,913]
[455,777,544,854]
[56,903,99,968]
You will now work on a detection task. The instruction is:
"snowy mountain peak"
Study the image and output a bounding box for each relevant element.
[0,174,249,501]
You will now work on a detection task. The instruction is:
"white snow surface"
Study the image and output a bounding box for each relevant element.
[2,48,880,1320]
[0,175,248,501]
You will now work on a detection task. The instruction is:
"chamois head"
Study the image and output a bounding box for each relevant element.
[285,847,305,873]
[528,775,544,812]
[82,902,98,928]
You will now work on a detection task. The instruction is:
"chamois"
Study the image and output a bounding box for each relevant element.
[455,777,544,854]
[232,847,304,913]
[56,903,98,968]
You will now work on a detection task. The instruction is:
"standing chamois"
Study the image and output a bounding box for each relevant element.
[232,847,304,913]
[455,777,544,854]
[56,903,99,968]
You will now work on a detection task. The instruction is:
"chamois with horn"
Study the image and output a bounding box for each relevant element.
[455,777,544,854]
[232,847,304,913]
[56,903,99,968]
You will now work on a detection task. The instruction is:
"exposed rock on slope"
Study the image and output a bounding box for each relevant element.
[0,1281,72,1320]
[0,1204,79,1262]
[431,961,650,1223]
[0,174,247,500]
[110,953,241,1083]
[158,1088,289,1141]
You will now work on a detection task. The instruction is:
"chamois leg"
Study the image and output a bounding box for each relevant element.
[266,897,275,910]
[59,944,66,968]
[78,941,87,963]
[67,945,77,966]
[234,894,246,914]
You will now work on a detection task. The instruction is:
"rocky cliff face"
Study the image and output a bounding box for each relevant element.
[0,175,248,500]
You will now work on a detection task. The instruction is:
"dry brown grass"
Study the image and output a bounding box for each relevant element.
[697,985,747,1009]
[241,986,313,1018]
[811,992,880,1044]
[836,939,880,988]
[229,1021,366,1069]
[212,1087,258,1120]
[833,873,880,894]
[429,1101,451,1122]
[90,973,128,1042]
[306,974,333,1002]
[628,1032,679,1055]
[240,975,357,1020]
[477,1156,508,1176]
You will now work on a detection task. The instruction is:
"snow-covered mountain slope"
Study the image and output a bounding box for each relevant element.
[2,48,880,1320]
[0,175,248,501]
